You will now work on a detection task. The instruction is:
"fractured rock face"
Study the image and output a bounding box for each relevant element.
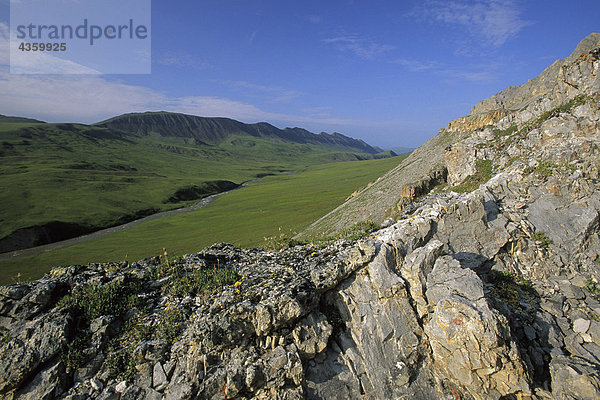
[424,256,530,399]
[292,311,332,360]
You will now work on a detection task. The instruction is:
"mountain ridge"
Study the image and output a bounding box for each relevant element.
[97,111,380,154]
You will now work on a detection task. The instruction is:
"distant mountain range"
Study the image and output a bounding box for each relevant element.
[97,111,382,154]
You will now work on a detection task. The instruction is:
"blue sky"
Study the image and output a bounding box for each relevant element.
[0,1,598,148]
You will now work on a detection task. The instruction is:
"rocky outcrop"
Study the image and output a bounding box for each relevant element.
[300,32,600,238]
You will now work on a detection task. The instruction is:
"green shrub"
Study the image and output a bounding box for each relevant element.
[585,278,600,301]
[0,331,12,346]
[493,125,518,138]
[489,271,537,308]
[62,333,91,370]
[167,266,240,297]
[59,278,143,322]
[156,307,188,344]
[531,231,551,249]
[104,345,137,381]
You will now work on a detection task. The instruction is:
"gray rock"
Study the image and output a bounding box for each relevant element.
[163,381,192,400]
[292,311,332,360]
[12,360,66,400]
[558,280,586,300]
[90,377,104,391]
[135,340,167,363]
[115,380,128,393]
[400,240,446,318]
[0,310,71,392]
[153,362,168,391]
[550,354,600,400]
[425,256,530,399]
[573,318,591,334]
[96,389,120,400]
[589,320,600,345]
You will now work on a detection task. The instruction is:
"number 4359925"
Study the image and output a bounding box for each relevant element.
[18,42,66,51]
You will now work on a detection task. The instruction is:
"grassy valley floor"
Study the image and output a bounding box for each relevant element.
[0,156,403,284]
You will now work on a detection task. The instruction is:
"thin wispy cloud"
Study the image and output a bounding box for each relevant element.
[223,80,302,103]
[411,0,531,47]
[301,106,333,119]
[154,52,209,70]
[392,55,499,83]
[308,15,323,24]
[440,68,498,83]
[249,31,258,43]
[393,58,438,72]
[323,35,395,60]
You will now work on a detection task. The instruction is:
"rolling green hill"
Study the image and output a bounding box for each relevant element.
[0,113,391,252]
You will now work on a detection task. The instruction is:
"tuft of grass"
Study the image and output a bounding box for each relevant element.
[306,220,380,246]
[535,94,588,124]
[493,125,518,138]
[531,231,551,249]
[585,278,600,301]
[524,161,577,178]
[166,266,240,298]
[263,228,306,251]
[334,220,380,241]
[449,159,493,193]
[156,307,188,344]
[525,161,557,177]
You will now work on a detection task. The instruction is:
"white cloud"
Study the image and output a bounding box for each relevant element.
[9,49,101,74]
[0,73,164,122]
[412,0,531,46]
[323,35,395,60]
[0,69,400,133]
[392,55,498,83]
